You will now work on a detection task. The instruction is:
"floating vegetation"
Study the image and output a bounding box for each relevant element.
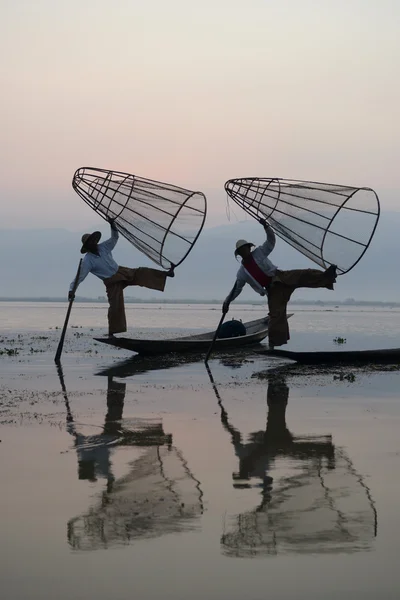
[333,337,347,344]
[0,348,20,356]
[334,372,356,382]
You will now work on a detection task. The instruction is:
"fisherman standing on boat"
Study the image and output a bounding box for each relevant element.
[68,219,175,337]
[222,219,337,348]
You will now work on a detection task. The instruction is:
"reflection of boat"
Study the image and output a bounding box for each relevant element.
[57,366,203,551]
[210,370,377,557]
[95,338,277,379]
[94,315,291,355]
[268,347,400,365]
[95,353,200,378]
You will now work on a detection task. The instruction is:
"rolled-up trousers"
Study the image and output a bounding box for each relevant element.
[104,266,167,334]
[267,268,333,347]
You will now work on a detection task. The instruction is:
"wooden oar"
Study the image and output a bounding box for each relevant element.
[54,259,82,363]
[204,282,237,364]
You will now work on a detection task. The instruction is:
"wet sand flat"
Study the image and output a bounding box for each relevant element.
[1,319,400,600]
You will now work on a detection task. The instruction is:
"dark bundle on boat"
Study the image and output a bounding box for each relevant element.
[217,319,247,339]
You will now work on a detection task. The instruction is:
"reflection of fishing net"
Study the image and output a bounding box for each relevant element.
[68,446,203,551]
[221,450,377,557]
[73,167,207,269]
[225,178,380,275]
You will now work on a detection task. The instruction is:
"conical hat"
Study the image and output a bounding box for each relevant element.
[234,239,254,256]
[81,231,101,254]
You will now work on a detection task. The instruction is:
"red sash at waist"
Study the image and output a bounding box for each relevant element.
[243,255,273,288]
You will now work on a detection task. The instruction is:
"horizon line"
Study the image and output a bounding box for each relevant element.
[1,297,400,307]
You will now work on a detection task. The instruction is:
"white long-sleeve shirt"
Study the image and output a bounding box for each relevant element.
[69,228,120,292]
[228,225,277,303]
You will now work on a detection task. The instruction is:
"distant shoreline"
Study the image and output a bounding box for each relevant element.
[1,297,400,307]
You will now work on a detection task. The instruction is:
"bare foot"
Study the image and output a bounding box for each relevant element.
[325,264,337,279]
[166,263,175,278]
[325,264,337,289]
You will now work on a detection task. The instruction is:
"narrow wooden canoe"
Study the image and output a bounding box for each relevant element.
[94,315,293,356]
[268,347,400,365]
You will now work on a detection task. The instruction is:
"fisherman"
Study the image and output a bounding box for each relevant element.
[68,219,175,336]
[222,219,337,348]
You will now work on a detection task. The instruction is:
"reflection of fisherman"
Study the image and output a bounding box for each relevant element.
[71,377,126,486]
[66,373,202,551]
[68,219,175,336]
[67,376,172,489]
[218,371,377,557]
[220,373,334,499]
[222,219,337,348]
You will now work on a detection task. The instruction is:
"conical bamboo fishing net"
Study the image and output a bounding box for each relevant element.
[73,167,207,269]
[217,373,377,557]
[68,444,203,551]
[225,178,380,275]
[221,448,377,557]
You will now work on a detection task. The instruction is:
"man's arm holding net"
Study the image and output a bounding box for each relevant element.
[101,221,119,252]
[259,218,276,255]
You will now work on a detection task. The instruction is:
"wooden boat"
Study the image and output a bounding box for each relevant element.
[268,347,400,365]
[94,315,292,356]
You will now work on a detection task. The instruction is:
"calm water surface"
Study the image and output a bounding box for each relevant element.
[1,303,400,599]
[2,301,400,350]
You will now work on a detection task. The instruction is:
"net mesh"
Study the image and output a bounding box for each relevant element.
[221,449,377,557]
[225,178,380,275]
[218,374,377,557]
[73,167,207,269]
[68,443,203,551]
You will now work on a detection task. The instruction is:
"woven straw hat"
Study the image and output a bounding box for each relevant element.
[234,239,254,256]
[81,231,101,253]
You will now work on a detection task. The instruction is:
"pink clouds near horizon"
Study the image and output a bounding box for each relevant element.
[1,0,399,229]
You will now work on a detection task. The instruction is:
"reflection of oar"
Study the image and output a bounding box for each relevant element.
[205,362,222,401]
[205,363,241,444]
[55,361,76,436]
[205,282,237,364]
[54,259,82,363]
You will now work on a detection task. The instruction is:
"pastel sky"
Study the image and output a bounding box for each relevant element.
[1,0,399,229]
